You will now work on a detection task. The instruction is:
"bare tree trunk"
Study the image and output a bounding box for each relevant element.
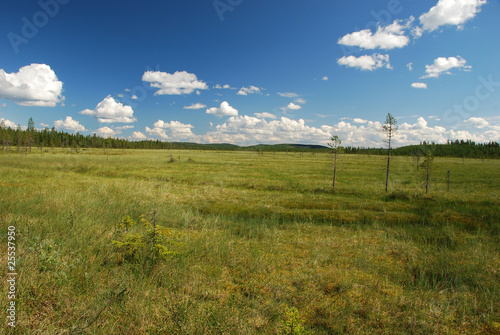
[385,134,391,193]
[333,151,337,191]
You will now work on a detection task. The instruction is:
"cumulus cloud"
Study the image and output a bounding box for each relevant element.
[142,70,208,95]
[206,101,238,117]
[338,19,412,50]
[184,102,207,110]
[0,118,17,129]
[419,0,487,32]
[407,63,413,71]
[411,82,428,89]
[237,86,261,96]
[132,131,147,140]
[96,127,118,138]
[0,64,64,107]
[353,118,368,124]
[80,96,136,123]
[54,116,86,132]
[254,112,277,119]
[282,102,302,111]
[464,117,489,128]
[421,56,471,79]
[144,115,499,147]
[203,116,331,145]
[338,53,392,71]
[146,120,198,141]
[295,98,306,104]
[322,76,329,81]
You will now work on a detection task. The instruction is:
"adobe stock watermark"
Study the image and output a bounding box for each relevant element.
[443,74,500,128]
[7,0,71,54]
[339,0,403,57]
[213,0,243,22]
[6,225,17,328]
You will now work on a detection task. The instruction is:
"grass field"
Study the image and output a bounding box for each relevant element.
[1,148,499,334]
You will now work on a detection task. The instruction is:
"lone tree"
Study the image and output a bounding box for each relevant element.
[327,135,342,192]
[382,113,398,192]
[27,117,35,152]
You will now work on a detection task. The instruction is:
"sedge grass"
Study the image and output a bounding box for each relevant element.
[0,148,499,334]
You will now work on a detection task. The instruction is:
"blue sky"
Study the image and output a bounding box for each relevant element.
[1,0,499,147]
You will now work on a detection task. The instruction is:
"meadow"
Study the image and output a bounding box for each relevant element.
[1,148,499,334]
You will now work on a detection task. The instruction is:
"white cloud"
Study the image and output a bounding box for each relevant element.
[145,126,169,139]
[132,131,147,140]
[421,56,471,79]
[54,116,86,132]
[114,125,134,130]
[0,118,17,129]
[237,86,261,96]
[319,117,469,148]
[277,92,299,98]
[184,102,207,110]
[96,127,118,138]
[419,0,487,32]
[142,70,208,95]
[338,19,411,50]
[284,102,302,111]
[315,114,330,118]
[411,82,428,89]
[407,62,413,71]
[199,116,500,146]
[464,117,489,128]
[0,64,64,107]
[146,120,198,141]
[203,116,331,145]
[295,98,306,104]
[80,95,136,123]
[412,26,423,38]
[131,95,138,100]
[40,123,49,128]
[0,103,6,108]
[254,112,277,119]
[353,118,368,124]
[206,101,238,117]
[338,53,392,71]
[214,84,234,89]
[322,76,329,81]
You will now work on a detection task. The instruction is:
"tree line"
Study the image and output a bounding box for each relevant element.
[1,118,499,158]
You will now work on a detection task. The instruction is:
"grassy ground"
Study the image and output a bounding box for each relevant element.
[1,148,499,334]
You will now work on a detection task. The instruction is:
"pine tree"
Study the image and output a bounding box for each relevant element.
[382,113,398,192]
[327,135,342,192]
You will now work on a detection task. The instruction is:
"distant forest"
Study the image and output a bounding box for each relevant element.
[1,119,499,158]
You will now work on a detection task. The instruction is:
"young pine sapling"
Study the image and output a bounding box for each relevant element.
[327,135,342,192]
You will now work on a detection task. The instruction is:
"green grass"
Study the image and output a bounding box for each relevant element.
[1,148,499,334]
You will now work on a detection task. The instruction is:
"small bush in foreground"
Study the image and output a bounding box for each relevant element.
[112,212,182,265]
